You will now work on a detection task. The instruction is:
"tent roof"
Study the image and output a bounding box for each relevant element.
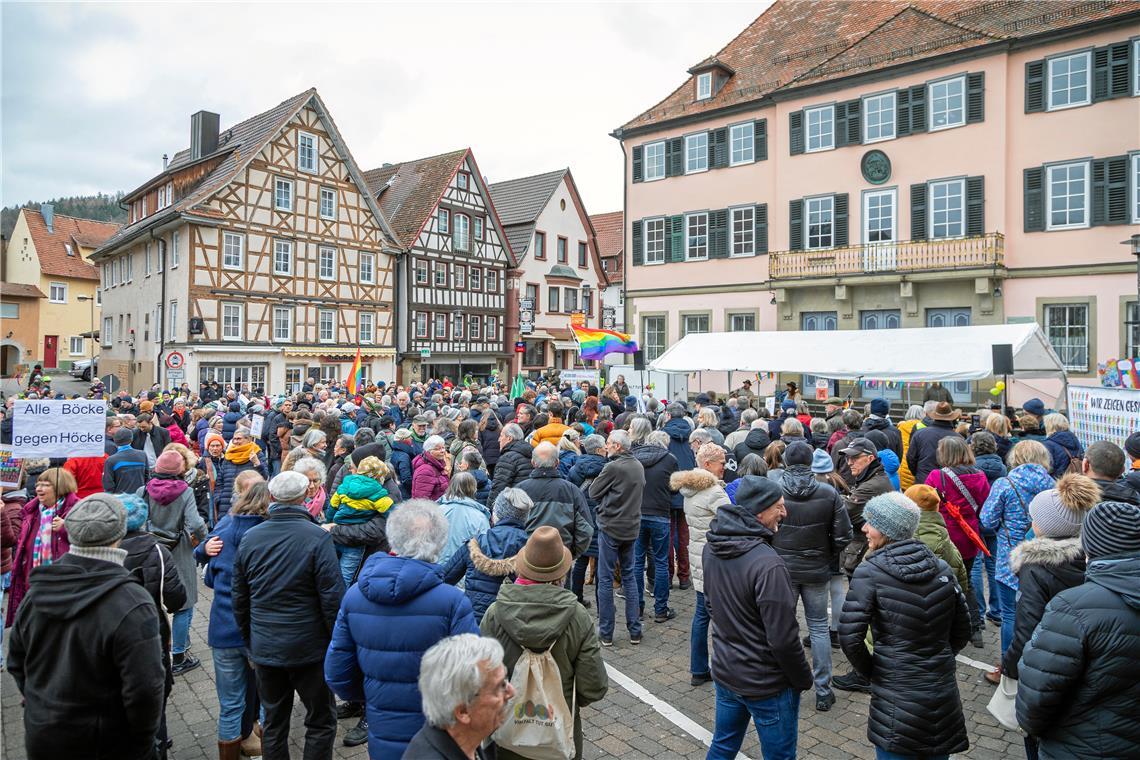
[648,323,1066,382]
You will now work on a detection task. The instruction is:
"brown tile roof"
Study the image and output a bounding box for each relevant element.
[618,0,1140,134]
[591,211,624,284]
[23,208,119,281]
[0,282,47,299]
[362,149,468,249]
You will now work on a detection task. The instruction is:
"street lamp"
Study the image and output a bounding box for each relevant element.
[77,294,96,370]
[1122,234,1140,308]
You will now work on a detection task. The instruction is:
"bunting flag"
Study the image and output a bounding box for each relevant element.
[571,326,638,361]
[346,346,363,396]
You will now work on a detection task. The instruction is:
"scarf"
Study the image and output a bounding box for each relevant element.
[304,486,327,520]
[224,441,260,465]
[32,500,60,568]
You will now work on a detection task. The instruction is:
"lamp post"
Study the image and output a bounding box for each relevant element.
[77,294,96,371]
[1123,235,1140,354]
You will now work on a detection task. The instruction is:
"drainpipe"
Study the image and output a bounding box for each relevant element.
[153,228,167,389]
[392,249,402,384]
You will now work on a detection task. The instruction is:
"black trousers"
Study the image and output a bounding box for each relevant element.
[255,661,337,760]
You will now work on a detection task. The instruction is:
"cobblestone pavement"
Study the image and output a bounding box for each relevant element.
[3,575,1022,759]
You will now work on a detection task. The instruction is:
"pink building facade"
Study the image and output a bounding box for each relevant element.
[615,1,1140,405]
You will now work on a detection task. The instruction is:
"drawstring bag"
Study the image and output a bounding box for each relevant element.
[493,647,575,760]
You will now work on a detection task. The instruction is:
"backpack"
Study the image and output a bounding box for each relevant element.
[493,647,575,760]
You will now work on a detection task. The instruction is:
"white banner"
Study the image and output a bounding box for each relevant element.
[559,369,600,387]
[1067,385,1140,450]
[248,414,264,440]
[12,399,107,457]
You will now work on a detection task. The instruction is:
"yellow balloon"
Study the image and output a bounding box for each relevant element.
[990,387,1002,396]
[994,381,1006,391]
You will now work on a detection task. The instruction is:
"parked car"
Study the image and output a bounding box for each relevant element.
[69,355,98,381]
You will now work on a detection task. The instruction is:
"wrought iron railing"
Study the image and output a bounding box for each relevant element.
[769,232,1004,280]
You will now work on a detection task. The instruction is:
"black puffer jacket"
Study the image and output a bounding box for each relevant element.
[772,466,852,585]
[733,428,772,465]
[861,416,902,457]
[1001,536,1085,679]
[905,419,960,485]
[121,531,188,692]
[839,539,971,756]
[1016,553,1140,758]
[488,439,533,507]
[633,444,678,519]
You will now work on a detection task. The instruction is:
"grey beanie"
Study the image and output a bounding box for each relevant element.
[269,470,309,503]
[1081,501,1140,559]
[493,487,532,525]
[864,492,920,542]
[112,427,134,445]
[64,494,128,547]
[1028,489,1084,539]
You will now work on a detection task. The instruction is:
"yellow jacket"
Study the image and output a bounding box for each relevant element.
[897,418,925,490]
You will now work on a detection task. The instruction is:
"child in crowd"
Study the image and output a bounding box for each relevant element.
[327,456,394,585]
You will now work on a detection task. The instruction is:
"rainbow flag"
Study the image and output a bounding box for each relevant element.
[346,347,362,395]
[572,326,638,361]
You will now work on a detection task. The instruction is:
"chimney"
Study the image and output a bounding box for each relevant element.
[163,153,169,170]
[40,203,54,233]
[190,110,220,160]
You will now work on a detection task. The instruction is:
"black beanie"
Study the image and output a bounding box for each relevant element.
[734,475,783,513]
[783,441,814,467]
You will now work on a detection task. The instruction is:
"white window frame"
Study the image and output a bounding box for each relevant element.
[359,312,374,344]
[415,312,428,339]
[318,309,336,344]
[49,281,67,303]
[156,240,164,273]
[805,105,835,152]
[360,252,375,284]
[928,75,966,132]
[274,177,293,211]
[863,188,897,244]
[485,316,498,340]
[1045,161,1091,231]
[415,259,429,284]
[731,206,755,257]
[1135,39,1140,96]
[221,303,243,342]
[454,264,467,289]
[452,313,464,339]
[69,336,84,355]
[297,132,318,173]
[682,314,710,336]
[273,239,293,276]
[805,195,835,250]
[471,267,482,291]
[643,141,666,181]
[729,312,756,332]
[696,72,712,100]
[862,91,896,143]
[729,122,755,166]
[643,315,666,361]
[102,316,113,348]
[438,208,450,234]
[474,216,484,241]
[145,243,152,276]
[929,178,966,239]
[1044,303,1089,372]
[685,212,708,260]
[645,217,666,265]
[272,306,293,342]
[319,187,336,220]
[170,231,180,268]
[1131,153,1140,224]
[1047,51,1092,111]
[318,246,337,280]
[486,269,497,292]
[125,253,133,282]
[469,315,481,339]
[454,213,470,252]
[456,172,468,190]
[434,313,447,338]
[434,261,448,287]
[685,132,708,174]
[223,232,244,270]
[168,300,177,341]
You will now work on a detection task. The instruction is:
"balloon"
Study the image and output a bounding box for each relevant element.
[990,387,1001,396]
[994,381,1006,391]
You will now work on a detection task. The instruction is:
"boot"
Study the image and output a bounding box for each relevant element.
[219,739,242,760]
[240,722,262,757]
[585,557,596,585]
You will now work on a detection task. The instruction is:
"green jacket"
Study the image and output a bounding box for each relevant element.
[916,510,968,590]
[480,582,609,759]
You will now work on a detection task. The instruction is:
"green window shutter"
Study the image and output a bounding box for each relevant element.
[669,215,685,262]
[709,209,729,258]
[1093,43,1131,101]
[754,119,768,161]
[1025,60,1045,112]
[1023,167,1045,232]
[835,102,850,148]
[909,84,927,133]
[966,72,985,124]
[789,111,805,155]
[754,204,768,254]
[710,128,728,169]
[966,176,985,236]
[631,220,644,266]
[789,199,804,251]
[665,137,684,177]
[910,183,928,240]
[834,193,849,247]
[896,88,912,137]
[1092,156,1129,225]
[632,146,643,183]
[845,99,862,145]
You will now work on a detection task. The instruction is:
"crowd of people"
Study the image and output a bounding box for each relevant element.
[2,372,1139,760]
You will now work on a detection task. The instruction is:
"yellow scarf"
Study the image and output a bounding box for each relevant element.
[224,441,260,465]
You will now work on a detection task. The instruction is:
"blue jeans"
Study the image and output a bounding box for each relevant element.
[269,458,282,478]
[0,571,9,667]
[635,516,671,615]
[792,581,832,696]
[828,574,845,631]
[996,580,1018,655]
[691,591,710,676]
[172,606,193,655]
[972,532,1000,620]
[213,647,254,740]
[708,684,799,760]
[875,749,948,760]
[597,531,640,640]
[337,545,365,587]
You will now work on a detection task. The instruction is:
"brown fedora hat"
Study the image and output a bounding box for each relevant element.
[515,526,572,582]
[930,401,960,421]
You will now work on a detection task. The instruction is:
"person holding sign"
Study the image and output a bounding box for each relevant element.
[5,467,79,628]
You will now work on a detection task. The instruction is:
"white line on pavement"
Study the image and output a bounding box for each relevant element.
[604,662,754,760]
[955,653,994,672]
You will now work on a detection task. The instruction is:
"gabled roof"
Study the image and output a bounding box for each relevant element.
[502,224,536,259]
[362,149,468,249]
[96,89,398,257]
[22,208,119,280]
[590,211,623,259]
[488,169,568,227]
[617,0,1140,135]
[0,282,47,299]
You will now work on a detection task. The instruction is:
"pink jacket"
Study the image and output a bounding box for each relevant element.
[411,454,449,501]
[166,423,190,448]
[6,493,78,627]
[925,468,991,561]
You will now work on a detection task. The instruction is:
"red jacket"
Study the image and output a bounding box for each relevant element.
[1,500,23,575]
[63,455,109,499]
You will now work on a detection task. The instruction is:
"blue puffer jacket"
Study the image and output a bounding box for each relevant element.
[1043,430,1084,479]
[194,513,265,649]
[569,453,605,557]
[390,440,417,500]
[975,453,1008,484]
[558,450,578,479]
[221,402,243,442]
[471,467,491,506]
[214,457,268,517]
[662,417,696,472]
[440,517,528,622]
[324,554,478,759]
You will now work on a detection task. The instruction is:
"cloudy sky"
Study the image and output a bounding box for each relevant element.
[2,2,768,215]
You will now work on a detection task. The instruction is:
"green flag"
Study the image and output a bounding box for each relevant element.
[510,374,525,399]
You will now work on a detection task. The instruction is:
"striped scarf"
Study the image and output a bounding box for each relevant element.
[31,501,60,568]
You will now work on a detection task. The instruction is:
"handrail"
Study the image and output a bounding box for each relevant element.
[769,232,1004,280]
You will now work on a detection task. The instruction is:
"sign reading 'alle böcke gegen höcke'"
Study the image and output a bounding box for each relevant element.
[11,399,107,458]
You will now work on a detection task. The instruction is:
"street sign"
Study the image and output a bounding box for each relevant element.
[519,309,534,322]
[99,373,121,393]
[167,368,185,382]
[420,348,431,358]
[520,322,534,335]
[519,298,534,311]
[514,342,525,353]
[165,351,185,369]
[570,312,586,327]
[603,316,615,329]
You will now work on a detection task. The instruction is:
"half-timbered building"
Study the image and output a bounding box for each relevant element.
[363,149,513,384]
[92,89,401,392]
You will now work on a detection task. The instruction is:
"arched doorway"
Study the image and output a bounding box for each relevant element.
[1,342,24,377]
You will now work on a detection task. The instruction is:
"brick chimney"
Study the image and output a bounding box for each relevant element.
[190,111,220,160]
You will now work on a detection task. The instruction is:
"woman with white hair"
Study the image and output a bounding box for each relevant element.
[412,435,451,500]
[324,500,479,758]
[292,456,328,520]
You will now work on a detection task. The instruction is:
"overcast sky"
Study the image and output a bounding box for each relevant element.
[2,2,768,215]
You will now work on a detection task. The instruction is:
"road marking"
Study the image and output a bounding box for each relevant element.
[604,662,754,760]
[955,653,994,672]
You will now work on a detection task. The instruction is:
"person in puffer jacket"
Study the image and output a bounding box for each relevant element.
[1016,501,1140,759]
[441,488,532,622]
[732,423,771,464]
[839,492,971,758]
[1042,413,1084,479]
[662,405,696,471]
[221,401,244,442]
[327,457,394,586]
[632,430,679,621]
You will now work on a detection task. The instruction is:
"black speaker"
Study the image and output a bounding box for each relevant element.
[992,344,1014,376]
[633,350,645,371]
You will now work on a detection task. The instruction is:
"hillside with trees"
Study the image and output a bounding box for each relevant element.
[1,192,126,238]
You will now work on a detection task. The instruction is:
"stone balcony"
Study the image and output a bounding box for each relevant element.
[769,232,1004,282]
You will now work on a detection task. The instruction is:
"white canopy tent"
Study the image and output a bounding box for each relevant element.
[648,323,1067,383]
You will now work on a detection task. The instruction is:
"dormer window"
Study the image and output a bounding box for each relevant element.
[697,72,712,100]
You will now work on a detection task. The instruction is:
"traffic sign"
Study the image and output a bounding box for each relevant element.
[514,342,526,353]
[165,351,185,369]
[167,369,185,382]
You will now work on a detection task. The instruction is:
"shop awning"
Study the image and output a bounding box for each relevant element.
[284,347,395,358]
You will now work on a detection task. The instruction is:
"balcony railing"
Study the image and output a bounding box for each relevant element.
[769,232,1004,280]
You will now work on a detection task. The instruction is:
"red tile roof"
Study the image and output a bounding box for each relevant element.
[618,0,1140,134]
[23,208,119,281]
[590,211,624,284]
[362,149,468,249]
[0,282,47,299]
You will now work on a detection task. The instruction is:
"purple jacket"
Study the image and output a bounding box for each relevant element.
[6,493,78,627]
[411,454,449,501]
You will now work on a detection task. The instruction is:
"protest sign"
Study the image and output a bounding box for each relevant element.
[11,399,107,457]
[560,369,600,387]
[0,449,22,488]
[248,414,265,440]
[1067,385,1140,450]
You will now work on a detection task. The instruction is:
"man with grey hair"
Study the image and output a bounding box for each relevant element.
[725,408,759,451]
[518,442,593,557]
[489,422,534,507]
[233,470,345,760]
[325,500,478,758]
[404,634,513,759]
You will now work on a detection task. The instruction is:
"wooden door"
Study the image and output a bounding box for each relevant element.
[43,335,58,369]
